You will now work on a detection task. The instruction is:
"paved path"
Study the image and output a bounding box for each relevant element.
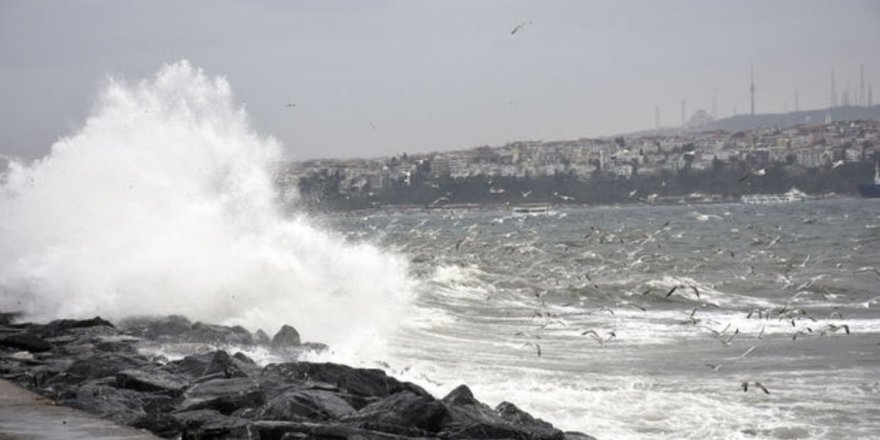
[0,380,160,440]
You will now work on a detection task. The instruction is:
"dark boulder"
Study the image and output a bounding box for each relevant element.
[179,377,266,415]
[442,384,479,406]
[64,352,152,381]
[0,311,22,325]
[343,390,447,435]
[233,351,257,365]
[42,316,115,335]
[165,351,216,378]
[249,420,418,440]
[131,413,184,439]
[162,409,251,440]
[256,389,356,421]
[119,315,193,340]
[271,325,301,348]
[438,385,564,440]
[188,322,254,345]
[564,431,599,440]
[0,332,52,353]
[186,415,251,439]
[262,362,428,408]
[496,401,566,440]
[33,317,117,341]
[66,378,148,424]
[203,350,255,378]
[116,368,188,394]
[166,351,256,380]
[254,329,271,345]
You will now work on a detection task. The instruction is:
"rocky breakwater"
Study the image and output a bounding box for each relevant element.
[0,313,595,439]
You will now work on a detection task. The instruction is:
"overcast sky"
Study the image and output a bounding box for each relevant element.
[1,0,878,161]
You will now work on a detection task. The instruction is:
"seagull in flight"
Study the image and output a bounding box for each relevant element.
[285,103,297,108]
[511,21,532,35]
[741,381,770,394]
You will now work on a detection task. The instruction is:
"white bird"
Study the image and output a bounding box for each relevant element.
[831,160,845,169]
[736,345,757,359]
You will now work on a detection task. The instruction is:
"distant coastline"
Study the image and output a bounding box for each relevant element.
[280,117,879,212]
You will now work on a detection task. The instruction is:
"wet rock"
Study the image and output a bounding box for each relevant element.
[64,352,152,382]
[0,312,22,325]
[256,389,356,421]
[439,385,564,440]
[262,362,428,408]
[130,413,184,438]
[180,377,265,415]
[203,350,254,378]
[164,409,252,440]
[116,368,188,394]
[66,378,148,425]
[233,351,256,365]
[249,420,415,440]
[167,350,255,380]
[254,329,271,345]
[120,315,193,340]
[271,325,301,348]
[442,384,479,406]
[0,332,53,353]
[343,390,447,435]
[188,322,254,345]
[37,316,116,339]
[187,415,252,439]
[564,431,599,440]
[165,351,216,378]
[0,314,591,440]
[496,401,565,440]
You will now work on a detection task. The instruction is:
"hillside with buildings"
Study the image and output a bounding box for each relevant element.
[278,118,879,210]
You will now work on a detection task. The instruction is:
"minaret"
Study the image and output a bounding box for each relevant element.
[870,83,874,107]
[794,89,800,112]
[831,69,838,108]
[860,63,865,106]
[750,65,756,116]
[654,106,660,129]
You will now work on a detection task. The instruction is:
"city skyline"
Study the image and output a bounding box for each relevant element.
[1,0,879,161]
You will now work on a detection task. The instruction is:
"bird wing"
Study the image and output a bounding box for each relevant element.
[755,382,770,394]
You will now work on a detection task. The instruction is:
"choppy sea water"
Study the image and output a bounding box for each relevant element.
[323,199,880,440]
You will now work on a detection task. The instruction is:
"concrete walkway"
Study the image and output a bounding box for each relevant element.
[0,380,160,440]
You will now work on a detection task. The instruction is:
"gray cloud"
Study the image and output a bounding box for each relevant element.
[1,0,878,160]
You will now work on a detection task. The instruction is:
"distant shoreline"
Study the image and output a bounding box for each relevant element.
[321,192,851,216]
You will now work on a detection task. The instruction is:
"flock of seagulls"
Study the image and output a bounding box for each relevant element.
[383,205,866,397]
[344,172,870,403]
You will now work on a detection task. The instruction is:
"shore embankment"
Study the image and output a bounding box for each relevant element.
[0,314,595,440]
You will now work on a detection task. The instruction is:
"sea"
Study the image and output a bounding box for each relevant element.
[1,61,878,440]
[318,200,880,440]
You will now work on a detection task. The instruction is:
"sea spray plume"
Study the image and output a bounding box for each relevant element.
[0,61,414,352]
